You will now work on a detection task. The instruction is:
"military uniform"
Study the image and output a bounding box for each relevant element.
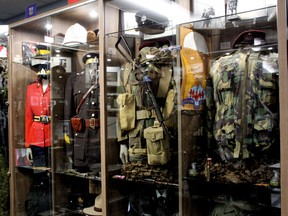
[206,49,279,160]
[25,80,51,148]
[64,69,100,169]
[117,45,176,164]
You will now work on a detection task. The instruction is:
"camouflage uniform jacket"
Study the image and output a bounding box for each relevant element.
[206,49,279,160]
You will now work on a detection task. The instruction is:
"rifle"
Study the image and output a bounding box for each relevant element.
[115,36,172,138]
[142,75,170,136]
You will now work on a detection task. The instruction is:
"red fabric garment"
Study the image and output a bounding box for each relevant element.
[25,80,51,148]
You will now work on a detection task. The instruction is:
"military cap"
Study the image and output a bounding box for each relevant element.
[139,38,170,50]
[232,30,266,48]
[87,29,99,43]
[62,23,87,46]
[36,63,50,76]
[135,10,169,35]
[82,52,99,64]
[35,44,50,57]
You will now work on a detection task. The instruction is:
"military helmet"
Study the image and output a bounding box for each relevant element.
[62,23,87,46]
[135,10,169,35]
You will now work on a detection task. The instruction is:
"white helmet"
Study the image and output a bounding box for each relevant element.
[62,23,87,46]
[183,31,208,54]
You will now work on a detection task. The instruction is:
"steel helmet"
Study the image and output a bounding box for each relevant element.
[62,23,87,46]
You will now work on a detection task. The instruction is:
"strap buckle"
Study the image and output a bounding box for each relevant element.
[89,118,96,129]
[34,115,50,124]
[40,116,50,123]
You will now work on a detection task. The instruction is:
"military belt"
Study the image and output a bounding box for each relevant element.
[85,118,100,129]
[34,115,51,124]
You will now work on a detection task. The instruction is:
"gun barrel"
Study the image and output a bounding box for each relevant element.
[143,75,170,136]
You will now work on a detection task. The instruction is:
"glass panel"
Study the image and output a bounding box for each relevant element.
[0,40,9,216]
[104,1,281,216]
[9,1,101,215]
[104,2,180,215]
[180,5,280,216]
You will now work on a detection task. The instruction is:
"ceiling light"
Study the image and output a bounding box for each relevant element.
[0,25,8,35]
[45,23,52,30]
[89,11,98,18]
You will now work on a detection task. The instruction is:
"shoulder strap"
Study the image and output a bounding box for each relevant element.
[76,84,96,114]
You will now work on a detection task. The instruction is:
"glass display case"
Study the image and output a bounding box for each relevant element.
[101,0,286,216]
[8,0,288,215]
[8,1,101,215]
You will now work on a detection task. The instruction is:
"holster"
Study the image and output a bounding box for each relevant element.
[70,116,84,133]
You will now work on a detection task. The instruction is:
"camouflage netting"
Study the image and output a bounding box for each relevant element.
[122,161,178,184]
[0,154,9,216]
[203,157,278,184]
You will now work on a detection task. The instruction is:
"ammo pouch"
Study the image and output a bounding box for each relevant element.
[128,120,147,162]
[128,147,147,162]
[144,121,170,165]
[117,93,136,131]
[70,116,84,133]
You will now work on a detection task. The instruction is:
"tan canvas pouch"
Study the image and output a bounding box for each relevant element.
[163,89,176,119]
[128,120,147,162]
[117,93,135,131]
[144,121,170,165]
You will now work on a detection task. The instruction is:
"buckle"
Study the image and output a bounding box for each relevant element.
[40,116,50,124]
[89,118,96,129]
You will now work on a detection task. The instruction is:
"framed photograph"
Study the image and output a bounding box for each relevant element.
[192,0,226,29]
[191,0,277,29]
[120,11,139,36]
[22,42,37,66]
[106,66,120,86]
[231,0,276,19]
